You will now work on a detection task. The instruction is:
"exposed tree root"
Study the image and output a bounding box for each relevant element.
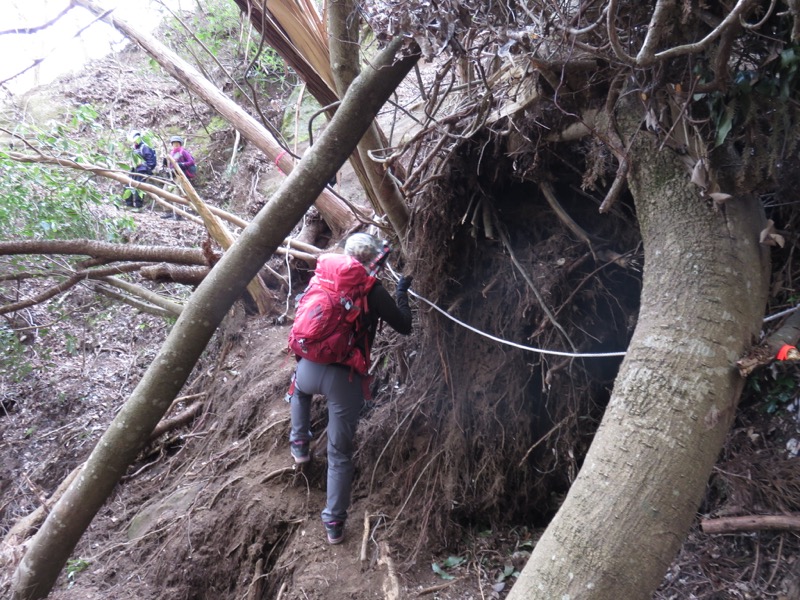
[378,542,401,600]
[150,401,204,440]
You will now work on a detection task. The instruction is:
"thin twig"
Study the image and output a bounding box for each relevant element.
[496,220,577,353]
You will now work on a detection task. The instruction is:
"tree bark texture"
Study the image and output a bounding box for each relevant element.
[0,240,207,265]
[508,131,770,599]
[11,37,419,600]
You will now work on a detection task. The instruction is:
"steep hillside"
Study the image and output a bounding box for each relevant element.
[2,10,800,600]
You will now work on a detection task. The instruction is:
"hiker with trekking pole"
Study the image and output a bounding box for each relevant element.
[285,232,413,545]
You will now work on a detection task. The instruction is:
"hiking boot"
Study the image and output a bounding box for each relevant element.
[324,521,344,545]
[290,440,310,464]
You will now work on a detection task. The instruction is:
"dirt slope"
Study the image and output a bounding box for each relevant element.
[5,299,496,600]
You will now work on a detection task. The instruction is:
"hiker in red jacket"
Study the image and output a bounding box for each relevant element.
[288,233,412,545]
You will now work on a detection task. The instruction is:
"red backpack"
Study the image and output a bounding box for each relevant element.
[288,253,377,375]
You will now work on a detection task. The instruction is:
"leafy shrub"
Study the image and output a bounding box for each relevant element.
[0,104,133,242]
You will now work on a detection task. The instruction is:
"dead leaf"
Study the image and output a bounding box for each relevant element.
[691,159,708,189]
[759,219,786,247]
[708,192,732,205]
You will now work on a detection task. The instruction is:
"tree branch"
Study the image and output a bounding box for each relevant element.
[99,276,184,316]
[92,285,177,318]
[701,514,800,535]
[149,401,203,440]
[0,273,83,316]
[606,0,638,66]
[0,239,208,265]
[167,153,273,315]
[4,151,321,264]
[653,0,757,63]
[0,4,74,36]
[635,0,676,65]
[72,0,357,234]
[140,264,209,285]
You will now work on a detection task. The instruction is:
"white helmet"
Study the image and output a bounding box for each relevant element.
[344,233,382,266]
[127,130,142,144]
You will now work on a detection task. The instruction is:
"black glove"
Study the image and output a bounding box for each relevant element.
[396,275,413,296]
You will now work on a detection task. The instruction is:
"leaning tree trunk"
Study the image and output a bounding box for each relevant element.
[507,132,770,598]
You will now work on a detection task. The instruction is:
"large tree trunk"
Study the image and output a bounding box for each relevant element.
[507,131,770,598]
[10,37,419,600]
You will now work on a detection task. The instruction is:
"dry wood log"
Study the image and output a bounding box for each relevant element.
[168,153,273,315]
[140,264,209,285]
[0,239,207,265]
[100,276,184,315]
[701,514,800,535]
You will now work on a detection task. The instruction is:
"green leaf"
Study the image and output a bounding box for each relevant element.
[432,563,455,580]
[714,105,735,147]
[442,556,466,568]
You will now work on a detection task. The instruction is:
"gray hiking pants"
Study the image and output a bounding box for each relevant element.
[289,358,364,523]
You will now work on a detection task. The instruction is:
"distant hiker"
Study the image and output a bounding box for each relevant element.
[159,135,196,220]
[168,135,196,179]
[125,130,157,208]
[286,233,413,545]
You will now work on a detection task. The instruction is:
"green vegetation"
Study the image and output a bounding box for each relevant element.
[431,555,466,580]
[0,104,135,242]
[65,558,90,588]
[0,325,33,383]
[749,369,799,415]
[695,44,800,148]
[169,0,296,92]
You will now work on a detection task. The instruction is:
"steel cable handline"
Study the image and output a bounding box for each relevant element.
[385,259,797,359]
[384,264,626,358]
[400,285,797,359]
[405,287,628,358]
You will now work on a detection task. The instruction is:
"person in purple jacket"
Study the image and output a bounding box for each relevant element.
[168,135,196,179]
